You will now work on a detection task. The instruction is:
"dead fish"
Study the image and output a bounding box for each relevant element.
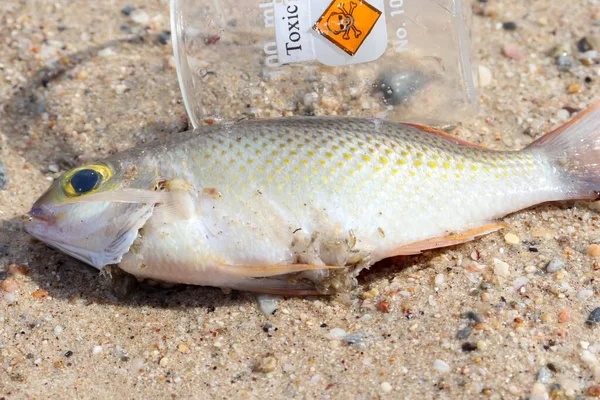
[24,102,600,295]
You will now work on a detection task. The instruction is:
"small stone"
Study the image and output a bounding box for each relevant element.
[558,309,570,323]
[463,311,483,323]
[478,65,492,87]
[92,345,103,355]
[0,160,7,190]
[555,54,574,71]
[121,5,134,16]
[502,43,526,61]
[581,350,598,366]
[320,96,340,111]
[567,83,582,94]
[98,47,116,57]
[343,333,365,345]
[54,326,63,335]
[157,30,171,45]
[530,382,548,400]
[537,366,553,384]
[433,359,450,373]
[31,289,48,299]
[577,37,594,53]
[493,258,510,278]
[586,308,600,326]
[377,300,391,313]
[8,264,28,276]
[380,382,393,393]
[178,343,189,354]
[159,357,169,367]
[556,108,570,121]
[303,92,319,106]
[115,84,128,95]
[434,273,445,286]
[256,294,279,315]
[546,258,565,272]
[48,164,59,173]
[504,233,520,245]
[578,289,594,300]
[1,277,19,293]
[377,69,425,105]
[326,328,347,340]
[461,342,477,352]
[254,354,276,373]
[587,386,600,397]
[131,10,149,25]
[456,326,472,340]
[502,21,517,30]
[587,244,600,257]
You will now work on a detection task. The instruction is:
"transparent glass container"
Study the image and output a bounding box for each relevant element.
[171,0,478,128]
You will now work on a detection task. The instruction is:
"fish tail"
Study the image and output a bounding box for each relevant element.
[527,101,600,200]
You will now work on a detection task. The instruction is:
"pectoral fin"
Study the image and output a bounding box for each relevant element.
[388,222,508,257]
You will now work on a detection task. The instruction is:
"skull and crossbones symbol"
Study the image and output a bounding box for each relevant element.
[326,1,362,40]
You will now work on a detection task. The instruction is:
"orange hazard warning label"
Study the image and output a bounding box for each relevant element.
[312,0,382,56]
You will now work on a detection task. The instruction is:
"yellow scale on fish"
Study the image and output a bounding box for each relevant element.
[25,102,600,294]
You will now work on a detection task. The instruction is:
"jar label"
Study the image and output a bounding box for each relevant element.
[273,0,388,67]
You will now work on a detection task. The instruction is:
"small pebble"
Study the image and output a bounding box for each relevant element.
[502,43,526,61]
[255,355,276,373]
[478,65,492,87]
[578,289,594,300]
[502,21,517,30]
[558,309,570,323]
[31,289,48,299]
[556,108,570,121]
[98,47,116,57]
[546,258,565,272]
[380,382,393,393]
[120,5,134,16]
[377,300,391,313]
[555,54,574,71]
[567,83,581,94]
[586,308,600,326]
[493,258,510,278]
[8,264,28,276]
[159,357,169,367]
[1,277,19,293]
[377,69,425,105]
[178,343,189,354]
[131,10,149,25]
[433,359,450,373]
[92,345,103,355]
[588,244,600,257]
[343,333,365,345]
[588,386,600,397]
[530,382,548,400]
[256,294,279,315]
[504,232,520,245]
[537,367,553,383]
[157,30,171,45]
[577,37,594,53]
[54,326,63,335]
[115,84,128,95]
[326,328,347,340]
[0,160,7,190]
[434,273,445,286]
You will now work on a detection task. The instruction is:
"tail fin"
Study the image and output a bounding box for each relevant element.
[527,101,600,200]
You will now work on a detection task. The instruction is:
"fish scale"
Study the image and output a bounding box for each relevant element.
[25,104,600,294]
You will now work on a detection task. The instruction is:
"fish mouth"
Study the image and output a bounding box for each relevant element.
[26,206,57,225]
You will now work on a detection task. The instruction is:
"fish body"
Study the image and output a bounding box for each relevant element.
[25,104,600,294]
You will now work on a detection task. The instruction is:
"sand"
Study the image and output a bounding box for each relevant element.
[1,0,600,399]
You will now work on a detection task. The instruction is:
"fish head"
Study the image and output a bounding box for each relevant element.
[24,161,156,269]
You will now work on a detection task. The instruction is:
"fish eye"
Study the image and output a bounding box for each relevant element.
[61,163,112,197]
[71,169,100,194]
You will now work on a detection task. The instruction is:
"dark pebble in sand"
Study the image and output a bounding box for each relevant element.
[502,22,518,31]
[262,323,273,332]
[587,308,600,326]
[456,326,472,340]
[577,37,594,53]
[461,342,478,352]
[377,69,425,105]
[0,160,7,190]
[157,30,171,45]
[121,5,134,16]
[64,350,73,357]
[462,311,483,323]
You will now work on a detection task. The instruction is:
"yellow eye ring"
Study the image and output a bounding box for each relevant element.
[61,164,113,197]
